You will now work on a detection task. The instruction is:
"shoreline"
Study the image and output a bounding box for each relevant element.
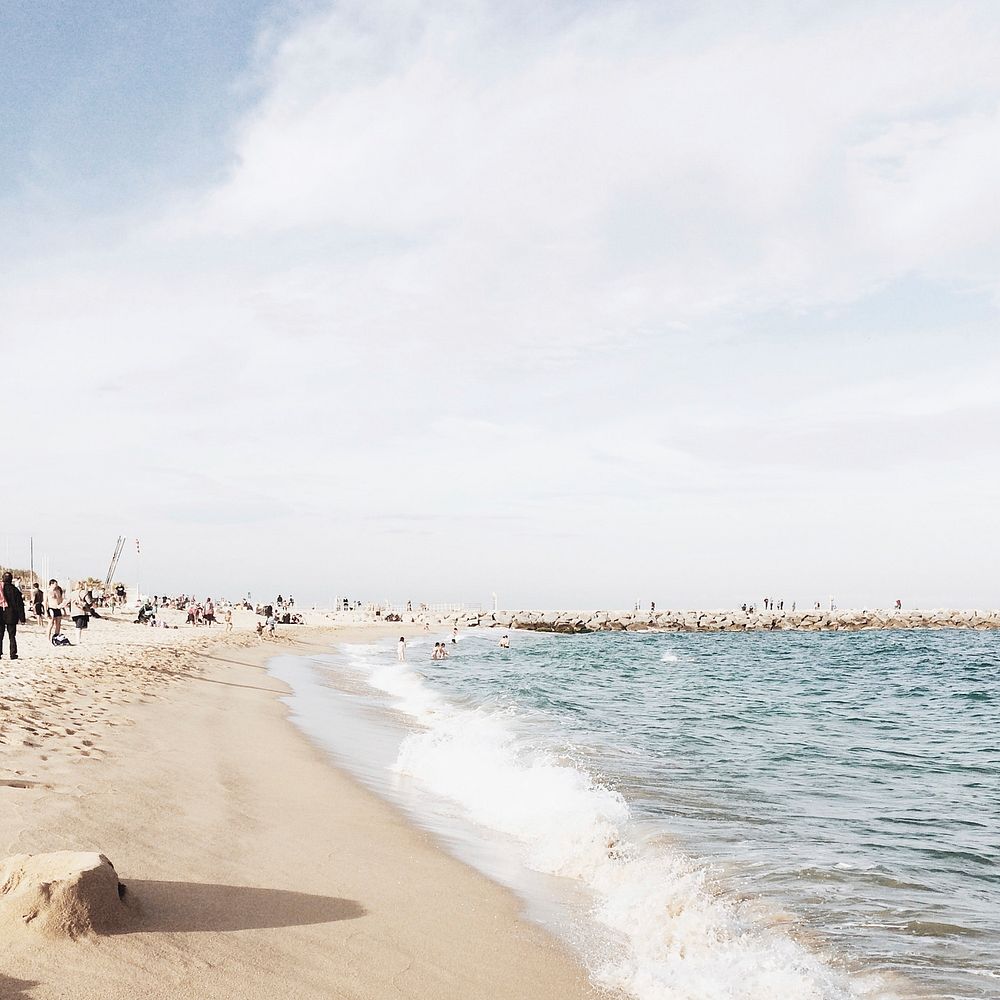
[316,625,995,1000]
[0,624,592,1000]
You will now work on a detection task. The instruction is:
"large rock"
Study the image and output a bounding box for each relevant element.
[506,607,1000,635]
[0,852,127,939]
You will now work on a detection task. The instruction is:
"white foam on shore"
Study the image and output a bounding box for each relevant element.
[338,643,892,1000]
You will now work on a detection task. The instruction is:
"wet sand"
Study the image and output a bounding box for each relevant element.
[0,620,592,1000]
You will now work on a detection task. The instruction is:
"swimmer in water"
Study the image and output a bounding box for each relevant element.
[498,634,510,648]
[452,627,459,644]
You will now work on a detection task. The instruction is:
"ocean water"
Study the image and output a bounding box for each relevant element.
[269,629,999,1000]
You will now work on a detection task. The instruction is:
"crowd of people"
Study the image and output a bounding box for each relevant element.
[0,575,114,656]
[0,573,309,658]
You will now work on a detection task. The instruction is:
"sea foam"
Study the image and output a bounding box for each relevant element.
[340,642,891,1000]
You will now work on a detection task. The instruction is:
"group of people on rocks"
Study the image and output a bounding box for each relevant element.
[742,598,794,614]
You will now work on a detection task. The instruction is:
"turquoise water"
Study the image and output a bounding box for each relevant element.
[409,629,998,998]
[277,628,999,1000]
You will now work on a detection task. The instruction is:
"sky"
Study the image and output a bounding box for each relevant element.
[2,0,999,609]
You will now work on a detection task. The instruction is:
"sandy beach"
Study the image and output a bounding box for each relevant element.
[0,619,591,1000]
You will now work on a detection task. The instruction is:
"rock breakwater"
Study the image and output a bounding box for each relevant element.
[411,608,1000,634]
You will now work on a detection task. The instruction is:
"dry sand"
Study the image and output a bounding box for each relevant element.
[1,618,593,1000]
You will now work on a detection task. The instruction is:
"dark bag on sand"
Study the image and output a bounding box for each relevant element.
[51,634,72,646]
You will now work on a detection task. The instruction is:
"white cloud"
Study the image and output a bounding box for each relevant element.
[173,0,1000,319]
[4,0,1000,606]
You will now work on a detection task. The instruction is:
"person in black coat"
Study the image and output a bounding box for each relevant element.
[1,572,27,660]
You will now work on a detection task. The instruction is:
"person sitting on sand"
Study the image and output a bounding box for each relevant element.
[46,579,66,643]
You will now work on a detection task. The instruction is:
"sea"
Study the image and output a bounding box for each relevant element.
[268,628,999,1000]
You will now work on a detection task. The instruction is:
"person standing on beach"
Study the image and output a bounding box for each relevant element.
[398,636,406,662]
[71,583,91,642]
[46,579,66,643]
[32,583,44,625]
[224,608,233,632]
[1,572,26,659]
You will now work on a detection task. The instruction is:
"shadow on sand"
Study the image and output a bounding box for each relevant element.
[0,976,40,999]
[117,880,365,934]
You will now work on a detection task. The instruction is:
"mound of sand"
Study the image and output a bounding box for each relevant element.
[0,851,127,938]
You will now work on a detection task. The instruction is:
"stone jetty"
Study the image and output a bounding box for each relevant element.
[409,608,1000,634]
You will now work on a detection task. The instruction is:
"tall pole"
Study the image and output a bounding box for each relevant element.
[30,536,34,585]
[104,536,125,593]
